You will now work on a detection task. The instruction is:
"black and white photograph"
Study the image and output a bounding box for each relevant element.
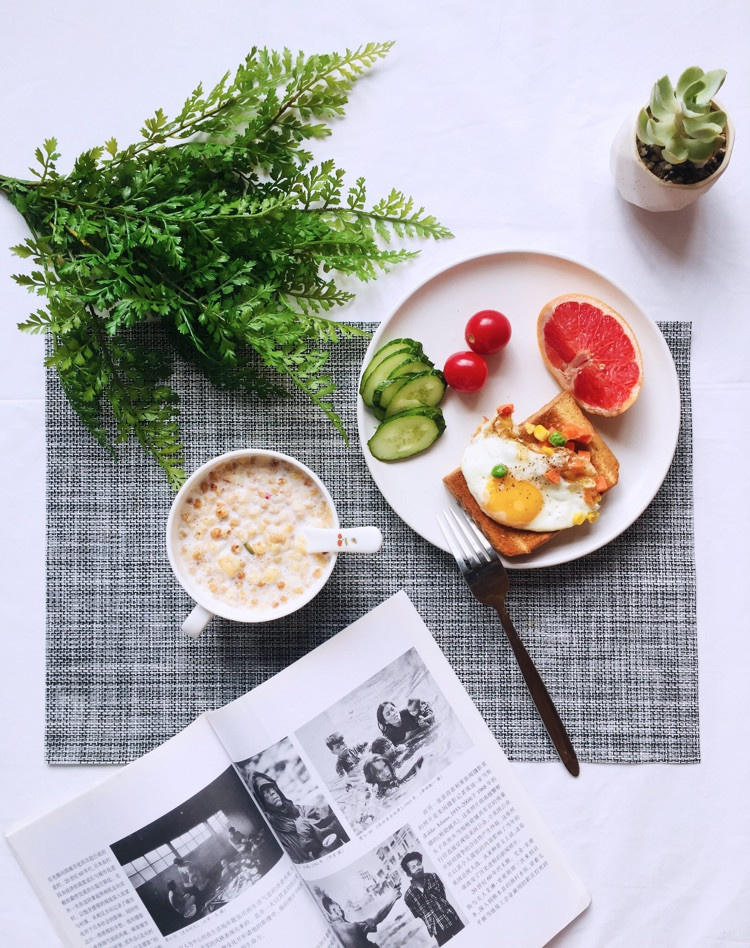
[110,767,282,936]
[296,648,473,833]
[236,735,349,864]
[311,824,466,947]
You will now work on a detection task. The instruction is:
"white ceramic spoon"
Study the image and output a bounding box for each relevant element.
[301,526,383,553]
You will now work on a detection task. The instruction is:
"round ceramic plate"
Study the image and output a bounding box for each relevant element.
[356,250,680,568]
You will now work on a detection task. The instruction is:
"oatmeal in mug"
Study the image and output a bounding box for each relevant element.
[173,454,335,614]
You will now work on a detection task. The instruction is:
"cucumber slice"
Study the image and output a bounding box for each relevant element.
[360,348,415,406]
[384,370,447,418]
[371,358,435,409]
[359,338,423,394]
[367,406,446,461]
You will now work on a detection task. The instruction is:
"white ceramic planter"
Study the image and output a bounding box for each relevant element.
[610,107,734,212]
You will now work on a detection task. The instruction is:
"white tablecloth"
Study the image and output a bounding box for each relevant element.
[1,2,749,945]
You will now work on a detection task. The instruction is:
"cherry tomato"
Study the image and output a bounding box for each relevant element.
[465,309,512,355]
[443,351,488,393]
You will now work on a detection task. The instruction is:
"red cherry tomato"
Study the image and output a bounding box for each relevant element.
[443,351,488,393]
[465,310,512,355]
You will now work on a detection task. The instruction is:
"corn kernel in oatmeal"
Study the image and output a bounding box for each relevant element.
[217,554,241,578]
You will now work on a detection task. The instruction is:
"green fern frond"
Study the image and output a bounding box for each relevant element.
[0,43,450,487]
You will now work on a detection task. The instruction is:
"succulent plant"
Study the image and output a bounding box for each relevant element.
[636,67,727,165]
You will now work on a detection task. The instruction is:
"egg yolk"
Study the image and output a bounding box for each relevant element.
[484,475,544,526]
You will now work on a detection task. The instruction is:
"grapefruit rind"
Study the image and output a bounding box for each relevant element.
[537,293,644,417]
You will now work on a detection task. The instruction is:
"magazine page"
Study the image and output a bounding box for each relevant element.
[207,590,591,947]
[6,716,337,948]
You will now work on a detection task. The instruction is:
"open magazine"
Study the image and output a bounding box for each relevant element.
[7,591,590,947]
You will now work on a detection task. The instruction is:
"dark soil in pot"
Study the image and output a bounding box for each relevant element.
[637,139,727,185]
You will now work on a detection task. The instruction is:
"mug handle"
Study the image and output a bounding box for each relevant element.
[182,604,214,639]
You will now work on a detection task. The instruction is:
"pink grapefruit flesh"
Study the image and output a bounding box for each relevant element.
[537,294,643,416]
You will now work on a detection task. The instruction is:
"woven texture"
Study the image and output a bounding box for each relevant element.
[45,322,697,765]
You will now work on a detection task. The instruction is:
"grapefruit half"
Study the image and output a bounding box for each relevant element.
[537,294,644,416]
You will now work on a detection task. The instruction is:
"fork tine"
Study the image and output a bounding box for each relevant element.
[437,511,474,570]
[452,506,500,562]
[448,508,494,564]
[436,512,466,567]
[445,509,480,566]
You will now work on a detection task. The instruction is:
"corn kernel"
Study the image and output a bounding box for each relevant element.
[217,554,241,578]
[533,424,549,442]
[587,511,600,523]
[572,512,586,526]
[541,445,554,455]
[524,422,535,435]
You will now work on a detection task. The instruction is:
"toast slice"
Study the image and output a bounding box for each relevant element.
[443,391,619,557]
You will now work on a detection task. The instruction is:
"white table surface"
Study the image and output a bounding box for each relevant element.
[1,2,749,945]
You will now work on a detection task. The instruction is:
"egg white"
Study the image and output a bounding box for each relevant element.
[461,422,598,532]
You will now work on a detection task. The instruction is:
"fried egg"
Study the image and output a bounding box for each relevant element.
[461,418,600,532]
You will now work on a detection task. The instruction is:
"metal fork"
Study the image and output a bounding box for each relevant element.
[437,507,580,777]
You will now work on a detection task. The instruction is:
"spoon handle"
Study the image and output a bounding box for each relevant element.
[302,526,383,553]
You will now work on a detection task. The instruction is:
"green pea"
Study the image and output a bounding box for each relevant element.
[491,463,508,478]
[548,430,566,447]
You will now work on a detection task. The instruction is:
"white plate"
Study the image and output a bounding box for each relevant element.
[356,250,680,568]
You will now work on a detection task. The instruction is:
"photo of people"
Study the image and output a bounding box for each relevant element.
[400,849,465,946]
[311,825,465,947]
[110,767,282,937]
[235,735,349,864]
[296,649,473,833]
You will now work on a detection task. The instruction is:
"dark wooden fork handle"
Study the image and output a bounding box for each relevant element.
[496,604,580,777]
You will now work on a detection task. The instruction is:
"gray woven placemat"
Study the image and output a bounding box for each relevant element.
[45,321,697,765]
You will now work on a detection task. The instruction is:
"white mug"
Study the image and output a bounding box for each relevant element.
[166,449,382,638]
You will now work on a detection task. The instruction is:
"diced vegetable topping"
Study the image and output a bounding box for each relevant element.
[491,463,508,478]
[560,422,592,444]
[548,430,566,447]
